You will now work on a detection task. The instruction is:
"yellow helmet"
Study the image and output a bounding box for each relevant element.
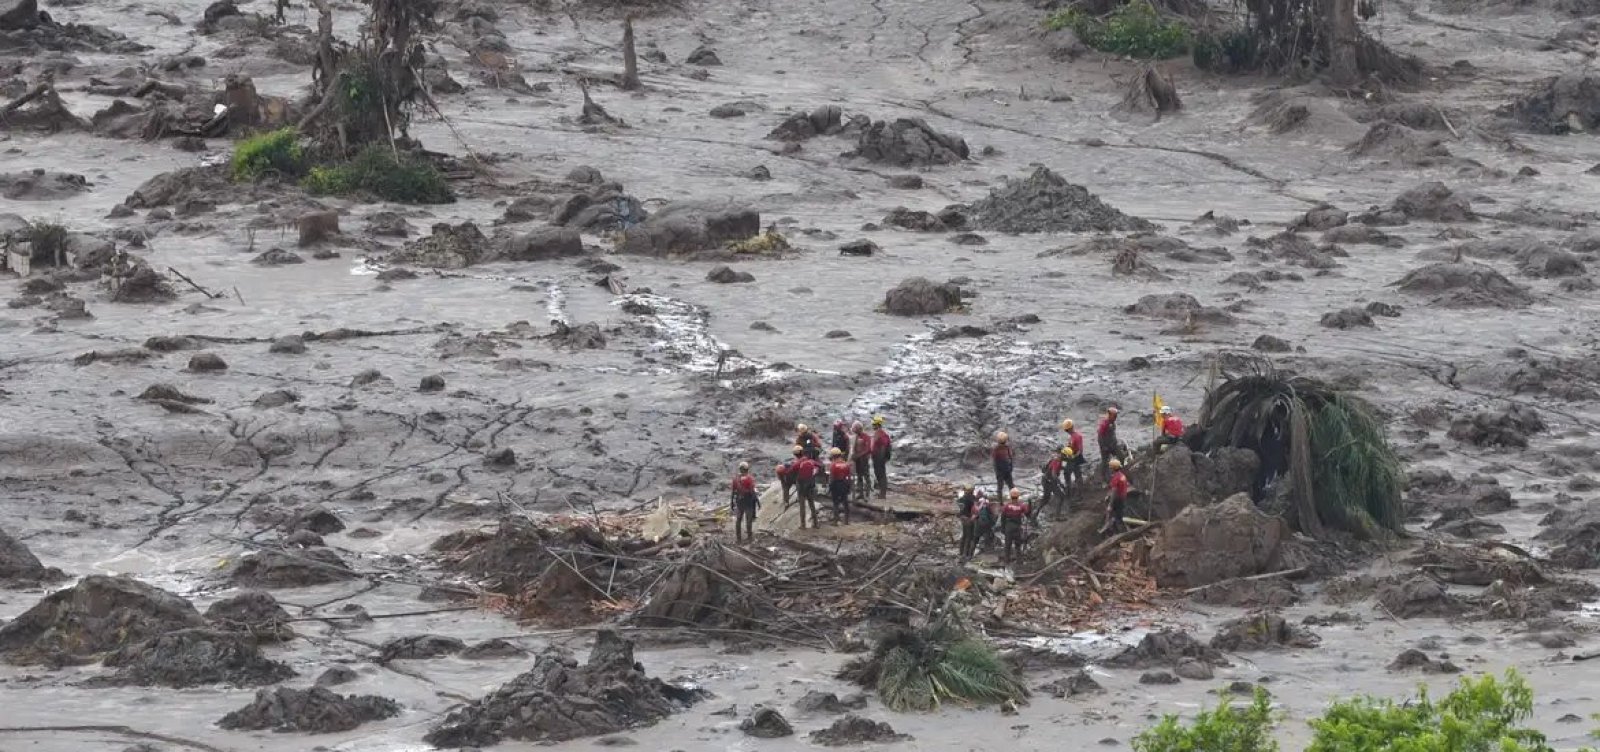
[1061,447,1075,458]
[872,415,886,426]
[1109,458,1123,470]
[962,483,975,492]
[792,445,804,455]
[1061,419,1075,431]
[996,431,1009,443]
[796,423,809,433]
[829,447,843,457]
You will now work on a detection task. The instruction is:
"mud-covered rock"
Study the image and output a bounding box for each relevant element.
[297,211,339,247]
[810,715,911,746]
[268,335,306,354]
[1036,670,1103,698]
[1140,670,1181,685]
[1320,307,1375,329]
[882,206,950,232]
[848,118,968,166]
[1447,405,1544,448]
[461,638,528,659]
[741,706,794,738]
[840,239,879,256]
[794,690,868,714]
[1393,262,1532,308]
[1193,577,1301,608]
[1516,245,1586,278]
[419,374,446,392]
[706,265,755,283]
[618,207,760,256]
[286,507,345,535]
[390,222,491,268]
[424,630,703,747]
[1106,629,1227,669]
[254,389,300,408]
[883,277,963,316]
[218,686,401,733]
[1388,648,1460,673]
[96,628,294,688]
[1296,205,1349,231]
[365,211,410,237]
[1376,576,1466,618]
[230,549,357,589]
[767,105,846,141]
[1347,122,1452,165]
[0,169,89,201]
[1501,74,1600,135]
[551,321,606,349]
[1253,334,1292,353]
[1151,494,1287,589]
[316,665,359,686]
[205,591,294,643]
[0,575,205,665]
[379,634,466,662]
[1536,510,1600,569]
[1124,293,1237,325]
[0,526,62,586]
[1210,611,1320,651]
[500,227,583,261]
[960,167,1151,233]
[685,45,721,65]
[1392,182,1475,222]
[187,352,228,372]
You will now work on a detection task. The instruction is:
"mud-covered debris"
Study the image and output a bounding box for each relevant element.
[809,715,911,746]
[1193,577,1301,608]
[219,686,401,733]
[1106,629,1227,669]
[1500,74,1600,135]
[883,277,963,316]
[794,690,868,715]
[1536,510,1600,569]
[1324,224,1403,246]
[685,45,721,65]
[882,206,951,232]
[143,335,201,352]
[74,348,154,367]
[848,118,968,167]
[365,211,410,237]
[423,630,703,747]
[1320,307,1375,329]
[1391,182,1475,222]
[1123,293,1237,325]
[740,707,794,738]
[1296,205,1349,231]
[390,222,491,268]
[114,265,178,303]
[555,187,649,233]
[1252,334,1292,353]
[707,265,755,283]
[96,628,294,688]
[747,165,772,180]
[1347,122,1452,165]
[1140,670,1180,685]
[316,665,359,687]
[187,352,227,372]
[297,211,339,247]
[419,374,446,392]
[1377,576,1466,618]
[461,638,528,660]
[205,590,294,643]
[379,634,466,662]
[1210,610,1320,651]
[350,369,388,387]
[0,575,204,665]
[1447,405,1544,448]
[254,389,300,408]
[500,227,583,261]
[551,321,606,349]
[840,239,878,256]
[0,527,63,586]
[1388,648,1461,673]
[1392,262,1532,308]
[286,507,345,535]
[767,105,846,141]
[1174,658,1214,680]
[618,206,759,256]
[1037,670,1103,698]
[375,268,417,282]
[136,384,212,405]
[1402,541,1542,587]
[268,335,306,354]
[960,167,1151,233]
[709,100,762,118]
[1516,245,1586,278]
[1151,494,1285,588]
[230,549,357,589]
[0,170,90,201]
[252,248,304,266]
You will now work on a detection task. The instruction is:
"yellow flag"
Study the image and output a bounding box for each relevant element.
[1152,393,1165,430]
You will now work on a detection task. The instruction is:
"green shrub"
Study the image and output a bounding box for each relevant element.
[1133,688,1278,752]
[839,602,1028,712]
[1046,1,1191,60]
[1307,671,1556,752]
[25,221,69,263]
[302,147,455,204]
[231,128,307,181]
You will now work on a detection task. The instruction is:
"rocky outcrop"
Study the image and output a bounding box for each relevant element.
[1150,494,1287,589]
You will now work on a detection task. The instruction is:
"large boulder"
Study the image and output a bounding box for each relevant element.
[0,526,62,585]
[618,207,760,256]
[1141,445,1259,520]
[0,575,206,665]
[883,277,963,316]
[499,227,583,261]
[848,118,968,166]
[230,548,358,589]
[1391,182,1474,222]
[1500,74,1600,135]
[1150,494,1288,589]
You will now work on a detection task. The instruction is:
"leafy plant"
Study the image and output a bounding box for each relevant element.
[1047,1,1192,60]
[302,146,454,204]
[25,221,68,263]
[1307,671,1554,752]
[231,127,306,181]
[1134,688,1278,752]
[839,602,1027,712]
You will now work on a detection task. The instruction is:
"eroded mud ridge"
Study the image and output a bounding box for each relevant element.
[4,0,1600,748]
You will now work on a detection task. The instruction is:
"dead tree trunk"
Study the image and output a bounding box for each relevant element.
[1325,0,1360,87]
[620,15,641,91]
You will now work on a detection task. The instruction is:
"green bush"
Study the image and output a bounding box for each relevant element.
[1307,671,1557,752]
[302,147,455,204]
[25,221,69,263]
[1046,1,1191,60]
[231,128,307,181]
[1133,688,1278,752]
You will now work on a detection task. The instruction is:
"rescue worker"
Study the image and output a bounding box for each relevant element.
[827,447,853,525]
[974,489,998,552]
[830,420,851,455]
[1100,458,1134,536]
[1039,447,1071,520]
[992,431,1015,498]
[1155,406,1184,450]
[956,483,980,561]
[776,450,799,505]
[871,415,892,499]
[1061,418,1086,497]
[730,462,760,543]
[851,421,874,501]
[999,488,1031,565]
[796,423,824,460]
[792,445,822,529]
[1097,407,1123,481]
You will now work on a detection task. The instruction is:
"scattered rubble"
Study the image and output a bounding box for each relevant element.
[1210,611,1320,651]
[205,591,294,643]
[1448,405,1545,448]
[1376,576,1467,618]
[1388,648,1461,673]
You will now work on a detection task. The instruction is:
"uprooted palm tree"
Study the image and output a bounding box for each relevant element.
[838,597,1026,712]
[299,0,439,153]
[1192,357,1402,540]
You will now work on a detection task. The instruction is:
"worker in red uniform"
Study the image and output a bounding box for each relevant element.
[1100,458,1134,536]
[999,488,1031,565]
[1155,406,1184,450]
[974,489,997,552]
[955,484,980,561]
[1061,418,1086,498]
[992,431,1015,498]
[795,423,824,460]
[826,447,853,525]
[871,415,892,499]
[792,446,821,529]
[851,421,874,501]
[730,462,760,543]
[830,420,850,455]
[1096,407,1123,481]
[775,451,798,506]
[1038,447,1071,520]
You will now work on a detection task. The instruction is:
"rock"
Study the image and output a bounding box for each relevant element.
[269,335,306,354]
[1036,670,1103,698]
[1107,629,1227,669]
[254,389,299,408]
[1377,576,1466,618]
[315,665,359,687]
[350,369,387,387]
[0,527,61,588]
[219,686,400,733]
[484,448,517,468]
[230,549,357,589]
[1392,182,1474,222]
[1392,262,1532,309]
[187,353,227,372]
[685,45,721,65]
[205,591,294,643]
[379,634,466,662]
[500,227,584,261]
[809,715,911,746]
[1320,307,1375,329]
[0,170,90,201]
[1193,577,1302,608]
[96,628,294,688]
[1387,648,1460,673]
[1139,671,1180,685]
[1365,301,1402,317]
[888,174,923,189]
[1296,205,1349,231]
[1516,245,1586,278]
[1252,334,1292,353]
[959,167,1152,233]
[618,207,760,256]
[1123,293,1237,325]
[419,374,446,392]
[461,638,528,659]
[949,232,988,245]
[883,277,963,316]
[390,222,491,268]
[1501,73,1600,135]
[424,630,704,747]
[849,118,968,167]
[706,265,755,283]
[747,165,771,180]
[287,507,344,535]
[297,211,339,246]
[794,690,867,714]
[740,707,794,738]
[282,530,324,548]
[1210,611,1320,651]
[365,211,410,237]
[0,575,205,665]
[1151,494,1287,589]
[710,100,761,118]
[767,105,846,141]
[1535,510,1600,569]
[1447,405,1544,448]
[143,335,201,352]
[840,239,878,256]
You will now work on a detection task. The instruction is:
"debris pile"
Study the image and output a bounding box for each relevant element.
[94,628,295,688]
[0,575,205,665]
[848,118,968,166]
[959,167,1153,233]
[219,686,401,733]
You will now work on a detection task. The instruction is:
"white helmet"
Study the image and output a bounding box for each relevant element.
[1160,406,1173,415]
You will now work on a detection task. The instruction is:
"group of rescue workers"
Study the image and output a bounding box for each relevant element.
[728,403,1190,565]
